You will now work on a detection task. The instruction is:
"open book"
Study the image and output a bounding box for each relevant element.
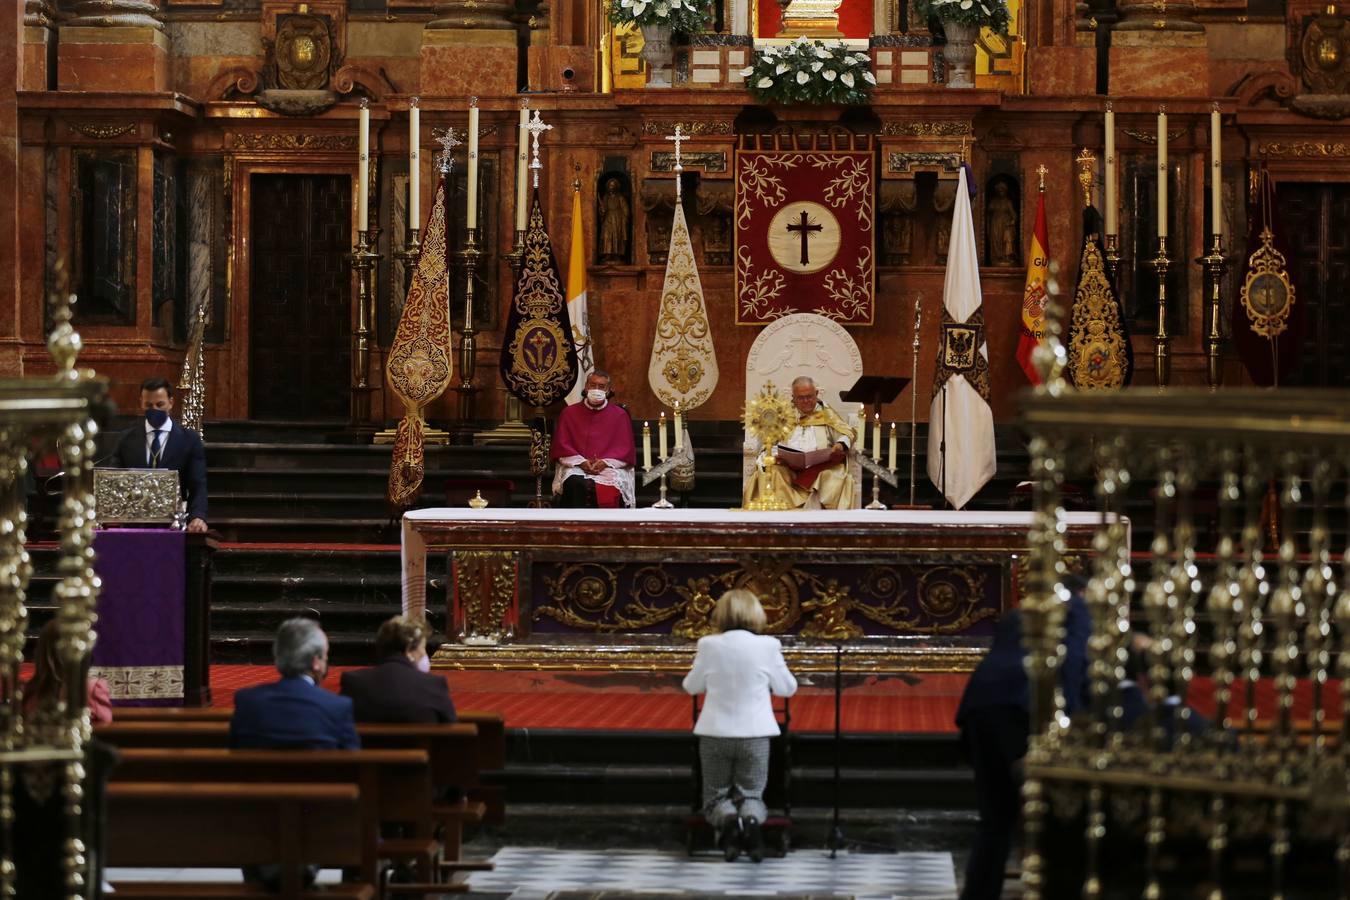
[774,444,835,471]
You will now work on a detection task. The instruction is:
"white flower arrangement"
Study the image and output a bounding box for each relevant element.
[913,0,1011,31]
[609,0,711,34]
[742,38,875,106]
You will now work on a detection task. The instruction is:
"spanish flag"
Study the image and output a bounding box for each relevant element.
[1016,189,1049,384]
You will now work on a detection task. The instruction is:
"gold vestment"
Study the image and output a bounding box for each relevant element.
[742,407,857,510]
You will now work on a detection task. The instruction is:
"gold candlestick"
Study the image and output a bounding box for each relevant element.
[1200,233,1228,391]
[477,227,534,445]
[393,227,421,295]
[1153,236,1172,388]
[349,229,380,428]
[1103,232,1121,290]
[457,226,482,424]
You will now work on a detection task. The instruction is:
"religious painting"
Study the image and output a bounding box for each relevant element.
[734,139,876,324]
[72,149,138,326]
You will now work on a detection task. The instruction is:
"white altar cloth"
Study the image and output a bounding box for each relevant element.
[400,507,1121,621]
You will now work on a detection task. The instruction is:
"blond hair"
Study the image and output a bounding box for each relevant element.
[712,589,767,634]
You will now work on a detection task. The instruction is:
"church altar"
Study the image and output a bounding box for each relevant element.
[403,508,1122,673]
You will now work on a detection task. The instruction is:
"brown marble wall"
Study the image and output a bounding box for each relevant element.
[0,1,20,373]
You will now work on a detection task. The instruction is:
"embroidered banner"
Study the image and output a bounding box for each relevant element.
[386,174,453,507]
[648,200,718,410]
[734,138,875,324]
[1066,206,1132,389]
[500,190,579,408]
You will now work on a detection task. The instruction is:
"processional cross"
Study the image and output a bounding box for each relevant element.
[526,110,553,188]
[665,124,686,200]
[434,126,461,175]
[786,210,823,265]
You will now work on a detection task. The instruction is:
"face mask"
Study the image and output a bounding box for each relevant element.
[145,408,169,428]
[586,389,607,406]
[416,653,431,673]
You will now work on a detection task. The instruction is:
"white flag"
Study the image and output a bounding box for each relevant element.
[564,185,593,404]
[927,166,996,510]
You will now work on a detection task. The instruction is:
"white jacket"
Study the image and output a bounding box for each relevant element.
[682,629,798,738]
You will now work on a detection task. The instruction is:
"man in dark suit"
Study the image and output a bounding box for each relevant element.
[340,616,456,724]
[109,376,208,533]
[230,618,359,750]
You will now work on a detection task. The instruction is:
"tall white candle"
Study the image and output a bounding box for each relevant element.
[674,403,683,452]
[409,98,420,227]
[888,422,897,471]
[872,414,881,463]
[357,100,370,231]
[515,104,530,232]
[467,98,480,228]
[1210,103,1222,237]
[658,412,668,460]
[1157,106,1168,240]
[643,422,652,470]
[857,405,867,456]
[1104,102,1117,236]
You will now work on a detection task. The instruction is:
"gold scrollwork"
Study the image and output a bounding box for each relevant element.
[652,150,727,173]
[798,580,865,640]
[882,121,973,137]
[454,550,516,641]
[536,564,679,632]
[887,152,963,175]
[229,133,358,152]
[1239,227,1296,339]
[1121,127,1186,145]
[94,469,180,524]
[672,577,717,639]
[70,122,136,140]
[642,121,733,136]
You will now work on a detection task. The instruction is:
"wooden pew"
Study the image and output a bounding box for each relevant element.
[106,782,374,900]
[95,720,491,870]
[110,749,452,895]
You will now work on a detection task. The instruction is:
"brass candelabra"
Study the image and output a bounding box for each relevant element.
[1152,236,1171,388]
[457,226,482,424]
[477,227,534,444]
[1199,233,1228,391]
[393,227,421,295]
[349,229,381,425]
[1103,232,1121,290]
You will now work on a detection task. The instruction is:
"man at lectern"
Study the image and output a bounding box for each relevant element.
[551,370,637,508]
[109,376,209,532]
[744,376,856,510]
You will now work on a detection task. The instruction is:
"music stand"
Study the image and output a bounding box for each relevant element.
[840,375,908,419]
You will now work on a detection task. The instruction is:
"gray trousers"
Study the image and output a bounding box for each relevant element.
[698,736,770,830]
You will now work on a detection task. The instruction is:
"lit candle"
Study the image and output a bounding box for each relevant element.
[674,402,683,453]
[1157,106,1168,240]
[357,99,370,231]
[1104,101,1116,236]
[515,103,530,232]
[409,98,420,227]
[858,405,867,457]
[1210,102,1222,238]
[872,414,881,463]
[888,422,897,471]
[658,411,668,460]
[467,98,480,228]
[643,422,652,470]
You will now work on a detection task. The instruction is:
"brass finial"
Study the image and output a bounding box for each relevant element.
[572,160,582,193]
[47,260,82,377]
[1075,148,1096,209]
[469,490,488,509]
[1037,164,1047,193]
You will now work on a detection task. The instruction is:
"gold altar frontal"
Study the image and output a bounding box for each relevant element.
[402,509,1119,674]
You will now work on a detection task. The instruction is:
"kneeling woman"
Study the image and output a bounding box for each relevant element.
[683,589,798,862]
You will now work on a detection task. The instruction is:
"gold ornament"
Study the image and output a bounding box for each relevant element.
[1239,227,1296,339]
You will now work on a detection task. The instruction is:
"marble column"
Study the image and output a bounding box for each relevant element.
[23,1,55,90]
[1111,0,1207,96]
[423,0,519,94]
[1025,0,1094,95]
[1,0,20,373]
[58,0,171,91]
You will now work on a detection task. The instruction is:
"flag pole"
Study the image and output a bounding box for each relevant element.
[908,293,921,507]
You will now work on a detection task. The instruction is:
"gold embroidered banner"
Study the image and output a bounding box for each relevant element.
[1067,207,1132,390]
[500,191,579,408]
[734,137,875,324]
[648,202,718,411]
[386,175,453,507]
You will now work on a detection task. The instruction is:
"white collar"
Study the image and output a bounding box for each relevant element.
[143,417,175,435]
[583,399,608,411]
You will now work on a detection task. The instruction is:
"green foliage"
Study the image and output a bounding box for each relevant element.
[742,39,875,106]
[608,0,711,35]
[912,0,1012,33]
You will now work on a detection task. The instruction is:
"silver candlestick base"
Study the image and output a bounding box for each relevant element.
[865,469,887,510]
[652,473,675,509]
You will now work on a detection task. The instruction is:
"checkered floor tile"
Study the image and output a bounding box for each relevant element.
[465,846,957,899]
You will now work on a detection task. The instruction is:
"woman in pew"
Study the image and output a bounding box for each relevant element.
[683,589,797,863]
[340,616,456,724]
[24,617,114,724]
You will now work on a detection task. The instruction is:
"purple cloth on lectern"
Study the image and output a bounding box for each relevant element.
[91,529,186,707]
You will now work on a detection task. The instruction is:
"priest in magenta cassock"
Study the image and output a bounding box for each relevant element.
[551,370,637,508]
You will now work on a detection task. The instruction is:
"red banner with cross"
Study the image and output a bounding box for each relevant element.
[734,135,875,325]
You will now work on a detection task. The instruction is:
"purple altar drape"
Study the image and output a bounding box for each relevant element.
[90,529,186,706]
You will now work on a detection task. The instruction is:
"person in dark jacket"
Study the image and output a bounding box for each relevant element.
[340,616,456,724]
[955,583,1090,900]
[108,376,208,531]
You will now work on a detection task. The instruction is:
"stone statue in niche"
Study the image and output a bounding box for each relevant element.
[985,178,1020,267]
[934,179,957,264]
[597,175,632,264]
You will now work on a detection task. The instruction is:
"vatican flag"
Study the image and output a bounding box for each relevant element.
[565,184,593,405]
[927,165,996,510]
[647,200,718,411]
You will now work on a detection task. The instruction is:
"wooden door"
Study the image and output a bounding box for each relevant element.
[1281,183,1350,387]
[249,174,352,420]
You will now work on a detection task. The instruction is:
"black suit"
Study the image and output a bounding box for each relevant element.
[110,420,208,522]
[339,656,457,724]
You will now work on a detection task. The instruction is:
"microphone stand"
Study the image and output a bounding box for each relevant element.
[828,641,844,857]
[939,384,949,510]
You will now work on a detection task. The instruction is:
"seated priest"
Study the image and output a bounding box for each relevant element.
[551,370,637,508]
[743,376,856,510]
